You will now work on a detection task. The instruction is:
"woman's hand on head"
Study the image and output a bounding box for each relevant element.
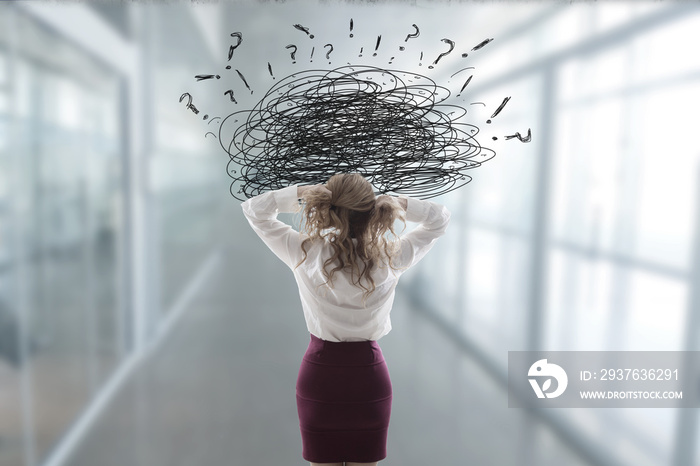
[377,194,407,211]
[396,197,407,211]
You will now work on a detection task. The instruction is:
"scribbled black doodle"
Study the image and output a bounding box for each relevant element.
[218,66,496,201]
[184,20,532,201]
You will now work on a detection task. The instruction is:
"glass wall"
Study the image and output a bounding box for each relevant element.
[0,3,227,465]
[406,3,700,465]
[0,5,125,466]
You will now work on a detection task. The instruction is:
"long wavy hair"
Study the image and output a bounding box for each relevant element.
[296,173,405,300]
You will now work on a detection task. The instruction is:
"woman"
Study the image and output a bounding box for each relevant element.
[241,173,451,466]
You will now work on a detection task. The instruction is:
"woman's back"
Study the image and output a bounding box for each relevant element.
[291,237,401,341]
[240,174,450,342]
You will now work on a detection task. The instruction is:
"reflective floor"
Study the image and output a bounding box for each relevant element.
[61,211,591,466]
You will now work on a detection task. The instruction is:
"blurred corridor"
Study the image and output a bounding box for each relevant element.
[1,1,700,465]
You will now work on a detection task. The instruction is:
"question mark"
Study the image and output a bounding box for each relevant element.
[504,128,532,142]
[179,93,199,114]
[226,32,243,69]
[429,38,455,69]
[404,24,420,42]
[400,24,420,51]
[224,90,237,104]
[286,44,297,64]
[324,44,334,63]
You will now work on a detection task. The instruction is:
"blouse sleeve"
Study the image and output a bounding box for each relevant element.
[240,185,305,269]
[395,195,451,269]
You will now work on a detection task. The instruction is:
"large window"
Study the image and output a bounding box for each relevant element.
[407,4,700,465]
[0,6,124,465]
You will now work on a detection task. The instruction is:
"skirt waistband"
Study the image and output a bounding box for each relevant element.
[305,333,384,366]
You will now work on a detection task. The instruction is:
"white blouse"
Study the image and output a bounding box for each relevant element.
[241,185,451,342]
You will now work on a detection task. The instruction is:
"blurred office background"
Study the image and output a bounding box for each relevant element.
[0,1,699,465]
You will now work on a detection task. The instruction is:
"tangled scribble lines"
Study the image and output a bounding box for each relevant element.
[219,65,495,200]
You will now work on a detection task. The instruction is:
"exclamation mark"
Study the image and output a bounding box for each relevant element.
[457,75,473,97]
[373,35,381,57]
[487,96,511,123]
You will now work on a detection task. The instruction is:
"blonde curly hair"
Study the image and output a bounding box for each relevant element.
[297,173,405,300]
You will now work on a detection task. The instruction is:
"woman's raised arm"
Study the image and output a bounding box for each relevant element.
[240,185,305,269]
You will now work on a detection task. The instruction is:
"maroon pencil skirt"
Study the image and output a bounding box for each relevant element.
[296,333,393,463]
